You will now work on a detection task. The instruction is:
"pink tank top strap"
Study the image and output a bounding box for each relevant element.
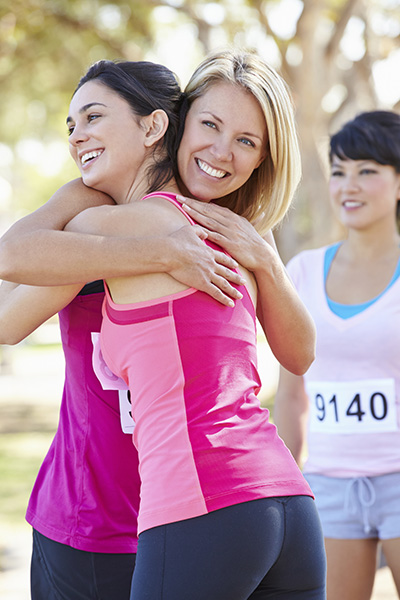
[141,192,196,226]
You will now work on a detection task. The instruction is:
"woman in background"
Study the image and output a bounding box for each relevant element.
[274,110,400,600]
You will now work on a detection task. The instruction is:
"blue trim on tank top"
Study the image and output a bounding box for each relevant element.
[324,242,400,319]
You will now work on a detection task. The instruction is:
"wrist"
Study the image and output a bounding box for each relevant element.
[146,236,177,275]
[252,241,281,280]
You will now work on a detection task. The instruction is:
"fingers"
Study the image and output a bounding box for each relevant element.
[212,249,238,270]
[200,278,242,307]
[191,225,208,241]
[205,229,232,249]
[183,205,227,231]
[216,269,246,290]
[178,197,231,228]
[177,195,231,218]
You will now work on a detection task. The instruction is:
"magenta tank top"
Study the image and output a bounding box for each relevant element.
[26,283,140,552]
[100,193,312,535]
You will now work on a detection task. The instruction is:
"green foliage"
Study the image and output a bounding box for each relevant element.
[0,0,399,239]
[0,0,158,214]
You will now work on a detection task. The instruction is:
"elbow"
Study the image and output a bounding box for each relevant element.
[284,337,316,377]
[0,323,24,345]
[291,321,317,375]
[0,334,22,346]
[289,350,315,376]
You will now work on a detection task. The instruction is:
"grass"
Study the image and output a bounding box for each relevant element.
[0,432,54,526]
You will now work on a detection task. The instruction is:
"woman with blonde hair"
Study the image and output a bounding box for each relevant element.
[66,49,324,599]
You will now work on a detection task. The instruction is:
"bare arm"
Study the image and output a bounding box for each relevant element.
[0,279,81,345]
[0,179,243,306]
[273,366,309,466]
[177,196,316,375]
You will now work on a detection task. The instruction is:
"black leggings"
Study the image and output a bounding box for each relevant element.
[131,495,326,600]
[31,529,136,600]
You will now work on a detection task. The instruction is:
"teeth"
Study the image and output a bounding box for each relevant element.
[343,201,362,208]
[81,150,102,165]
[197,159,227,179]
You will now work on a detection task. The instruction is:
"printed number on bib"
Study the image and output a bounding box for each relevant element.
[306,379,398,434]
[119,390,135,434]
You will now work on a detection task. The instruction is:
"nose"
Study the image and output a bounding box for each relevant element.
[68,123,89,146]
[342,173,360,192]
[210,136,233,162]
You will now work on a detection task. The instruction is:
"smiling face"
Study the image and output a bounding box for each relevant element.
[329,157,400,231]
[67,81,150,203]
[177,81,267,202]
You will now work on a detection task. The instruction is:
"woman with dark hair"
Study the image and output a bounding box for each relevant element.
[0,58,244,600]
[275,110,400,600]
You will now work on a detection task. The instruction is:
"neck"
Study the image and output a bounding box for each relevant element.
[343,224,400,261]
[108,175,180,206]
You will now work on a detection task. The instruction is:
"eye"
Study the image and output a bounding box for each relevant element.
[202,120,217,129]
[238,137,256,148]
[360,168,377,175]
[88,113,101,123]
[330,169,344,177]
[67,124,75,137]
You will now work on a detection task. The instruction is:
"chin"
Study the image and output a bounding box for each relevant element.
[82,175,100,189]
[191,184,223,203]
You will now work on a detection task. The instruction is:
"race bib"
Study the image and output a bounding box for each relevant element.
[91,332,135,434]
[306,378,398,434]
[118,390,135,434]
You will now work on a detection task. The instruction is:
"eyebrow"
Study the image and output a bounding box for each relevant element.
[66,102,107,124]
[199,110,264,141]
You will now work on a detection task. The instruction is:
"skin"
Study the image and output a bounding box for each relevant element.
[0,79,315,375]
[177,82,266,201]
[64,81,264,308]
[0,179,241,303]
[274,156,400,600]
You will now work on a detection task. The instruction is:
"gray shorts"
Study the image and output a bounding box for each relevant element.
[305,472,400,540]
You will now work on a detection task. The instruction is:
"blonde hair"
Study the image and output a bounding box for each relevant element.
[184,49,301,235]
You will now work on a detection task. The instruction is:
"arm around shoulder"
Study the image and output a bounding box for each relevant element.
[0,179,114,284]
[0,279,81,345]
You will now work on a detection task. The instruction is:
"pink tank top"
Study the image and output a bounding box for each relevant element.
[100,193,312,535]
[26,284,140,552]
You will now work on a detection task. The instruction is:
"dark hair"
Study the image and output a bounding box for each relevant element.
[74,60,183,193]
[329,110,400,173]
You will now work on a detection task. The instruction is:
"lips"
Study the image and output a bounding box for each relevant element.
[196,158,228,179]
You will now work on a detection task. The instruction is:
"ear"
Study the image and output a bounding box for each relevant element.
[143,110,169,148]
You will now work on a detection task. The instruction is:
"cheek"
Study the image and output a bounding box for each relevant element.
[239,155,261,181]
[177,131,194,176]
[69,144,78,164]
[328,180,340,198]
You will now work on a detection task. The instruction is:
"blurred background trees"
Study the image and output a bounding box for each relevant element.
[0,0,399,260]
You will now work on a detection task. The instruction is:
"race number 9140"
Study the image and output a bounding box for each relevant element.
[306,378,398,434]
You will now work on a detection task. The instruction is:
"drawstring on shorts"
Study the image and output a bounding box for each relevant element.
[344,477,376,534]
